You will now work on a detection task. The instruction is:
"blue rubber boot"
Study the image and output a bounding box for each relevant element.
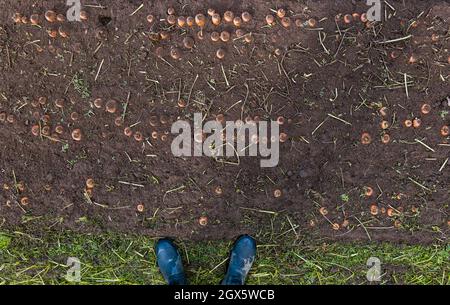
[221,235,257,285]
[155,238,188,285]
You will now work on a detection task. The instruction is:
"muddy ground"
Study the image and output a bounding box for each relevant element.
[0,0,449,244]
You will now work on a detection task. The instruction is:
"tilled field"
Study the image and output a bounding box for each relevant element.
[0,0,449,243]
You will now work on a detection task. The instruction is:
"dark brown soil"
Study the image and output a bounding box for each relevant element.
[0,0,449,244]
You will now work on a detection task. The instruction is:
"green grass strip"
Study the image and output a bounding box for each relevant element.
[0,232,448,285]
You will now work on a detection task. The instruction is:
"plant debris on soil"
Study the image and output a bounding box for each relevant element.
[0,0,449,244]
